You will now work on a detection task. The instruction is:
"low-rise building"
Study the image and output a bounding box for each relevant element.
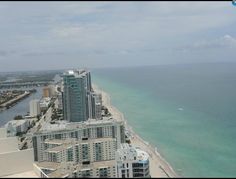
[39,97,51,111]
[5,119,30,136]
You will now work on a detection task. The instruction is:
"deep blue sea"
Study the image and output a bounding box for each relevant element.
[92,63,236,177]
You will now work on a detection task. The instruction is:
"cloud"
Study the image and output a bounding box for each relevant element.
[0,50,16,57]
[0,50,7,56]
[0,2,236,71]
[180,35,236,52]
[22,51,65,57]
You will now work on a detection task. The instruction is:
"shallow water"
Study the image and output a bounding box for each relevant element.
[92,63,236,177]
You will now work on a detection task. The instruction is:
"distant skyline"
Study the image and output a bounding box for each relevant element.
[0,1,236,72]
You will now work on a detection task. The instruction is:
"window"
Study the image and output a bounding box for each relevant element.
[67,148,73,162]
[75,145,79,162]
[82,144,89,160]
[95,143,102,161]
[99,168,108,178]
[55,134,62,139]
[97,127,103,138]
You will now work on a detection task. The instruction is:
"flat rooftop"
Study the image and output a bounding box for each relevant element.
[3,170,38,178]
[37,117,122,134]
[35,160,116,178]
[45,137,116,153]
[118,143,149,162]
[35,161,60,170]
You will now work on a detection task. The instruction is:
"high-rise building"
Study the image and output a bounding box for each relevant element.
[91,92,102,120]
[32,118,125,162]
[62,70,92,122]
[116,143,150,178]
[32,118,125,178]
[43,86,51,98]
[30,99,41,117]
[57,92,63,110]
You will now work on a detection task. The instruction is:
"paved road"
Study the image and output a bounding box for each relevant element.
[19,99,56,149]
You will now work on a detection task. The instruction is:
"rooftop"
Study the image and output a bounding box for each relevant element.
[45,137,116,153]
[64,69,89,78]
[117,143,149,162]
[35,160,116,178]
[36,117,122,134]
[3,170,38,178]
[6,119,28,126]
[136,148,149,162]
[35,161,60,170]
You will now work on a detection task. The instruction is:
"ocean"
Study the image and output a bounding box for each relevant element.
[92,62,236,177]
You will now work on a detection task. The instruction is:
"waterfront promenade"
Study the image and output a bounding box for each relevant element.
[93,84,178,178]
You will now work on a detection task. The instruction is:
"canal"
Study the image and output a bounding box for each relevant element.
[0,87,43,127]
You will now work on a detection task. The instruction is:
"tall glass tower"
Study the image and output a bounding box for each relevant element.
[62,69,92,122]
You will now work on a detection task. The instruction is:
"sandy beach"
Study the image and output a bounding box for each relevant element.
[92,84,178,178]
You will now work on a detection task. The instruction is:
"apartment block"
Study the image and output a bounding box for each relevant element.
[116,143,150,178]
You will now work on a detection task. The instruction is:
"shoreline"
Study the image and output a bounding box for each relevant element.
[0,91,31,110]
[92,84,179,178]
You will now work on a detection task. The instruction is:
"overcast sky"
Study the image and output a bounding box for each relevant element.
[0,1,236,72]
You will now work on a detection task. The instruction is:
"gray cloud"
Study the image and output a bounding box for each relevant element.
[0,50,16,57]
[0,2,236,71]
[22,51,65,57]
[0,50,7,56]
[177,35,236,52]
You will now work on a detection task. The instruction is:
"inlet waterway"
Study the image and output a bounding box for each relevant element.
[0,87,43,127]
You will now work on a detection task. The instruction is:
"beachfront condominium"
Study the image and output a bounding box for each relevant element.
[116,143,150,178]
[32,117,125,177]
[62,69,92,122]
[91,92,102,120]
[33,138,117,177]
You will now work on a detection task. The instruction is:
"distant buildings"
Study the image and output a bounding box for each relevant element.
[43,86,51,98]
[29,99,41,117]
[57,93,63,110]
[116,143,150,178]
[43,85,56,98]
[39,97,51,112]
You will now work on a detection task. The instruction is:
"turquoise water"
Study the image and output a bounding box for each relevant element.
[92,63,236,177]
